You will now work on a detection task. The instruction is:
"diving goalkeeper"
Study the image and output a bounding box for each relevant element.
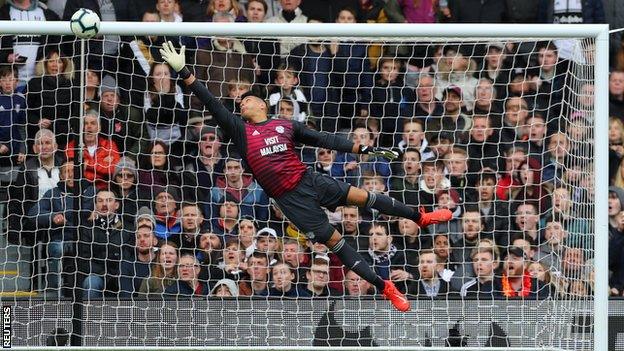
[160,42,451,312]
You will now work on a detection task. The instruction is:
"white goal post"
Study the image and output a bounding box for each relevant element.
[0,21,609,351]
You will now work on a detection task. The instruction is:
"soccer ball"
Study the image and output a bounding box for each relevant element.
[70,8,100,39]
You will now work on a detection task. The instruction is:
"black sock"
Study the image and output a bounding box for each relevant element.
[367,192,421,222]
[330,238,385,291]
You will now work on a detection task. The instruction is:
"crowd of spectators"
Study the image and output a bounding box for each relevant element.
[0,0,618,300]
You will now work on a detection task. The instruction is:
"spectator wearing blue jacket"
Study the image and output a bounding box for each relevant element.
[153,186,183,241]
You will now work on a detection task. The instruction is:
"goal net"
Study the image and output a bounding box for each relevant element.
[0,22,607,350]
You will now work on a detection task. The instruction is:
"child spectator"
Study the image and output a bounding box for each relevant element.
[268,64,308,122]
[210,278,240,297]
[0,66,26,170]
[223,78,251,114]
[215,238,248,283]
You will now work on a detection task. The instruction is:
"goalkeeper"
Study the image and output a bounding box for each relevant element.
[161,42,451,312]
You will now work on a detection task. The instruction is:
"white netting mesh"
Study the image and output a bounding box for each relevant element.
[0,29,597,349]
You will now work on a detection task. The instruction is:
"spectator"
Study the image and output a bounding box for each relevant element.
[526,113,548,160]
[78,189,133,298]
[509,157,550,212]
[242,0,280,86]
[478,45,511,97]
[215,238,248,283]
[344,269,375,296]
[211,195,240,236]
[65,110,121,190]
[534,42,567,119]
[497,246,551,298]
[143,62,189,152]
[434,48,479,111]
[384,0,436,23]
[210,278,240,297]
[535,219,567,273]
[504,0,539,23]
[408,249,450,297]
[118,223,159,297]
[205,0,246,21]
[460,246,499,297]
[496,146,527,201]
[0,0,60,87]
[431,189,463,238]
[402,74,443,122]
[465,115,498,174]
[269,261,311,297]
[337,206,368,251]
[268,64,308,122]
[396,217,425,267]
[28,160,95,296]
[196,232,222,270]
[164,253,209,296]
[152,186,183,241]
[139,241,179,296]
[444,148,476,201]
[396,119,430,155]
[449,0,506,23]
[304,257,339,297]
[510,202,541,247]
[541,186,589,249]
[329,7,372,125]
[98,75,143,155]
[499,96,529,146]
[26,46,77,148]
[239,251,270,296]
[433,233,456,281]
[363,57,407,144]
[183,126,224,206]
[542,132,569,183]
[313,148,335,175]
[236,216,257,252]
[475,172,509,236]
[137,140,182,198]
[389,148,421,207]
[193,11,254,105]
[364,222,411,292]
[83,68,101,103]
[282,237,310,284]
[223,78,251,114]
[170,202,205,253]
[210,157,270,221]
[156,0,182,22]
[418,158,450,211]
[537,0,604,24]
[331,126,391,186]
[8,129,64,246]
[0,66,26,172]
[111,157,143,227]
[118,9,166,108]
[251,227,280,265]
[449,210,485,291]
[610,71,624,118]
[265,0,308,56]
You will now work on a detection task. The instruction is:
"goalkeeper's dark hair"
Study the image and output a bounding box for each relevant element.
[240,91,269,111]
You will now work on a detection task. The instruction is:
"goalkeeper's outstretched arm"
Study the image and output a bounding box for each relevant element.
[159,41,243,137]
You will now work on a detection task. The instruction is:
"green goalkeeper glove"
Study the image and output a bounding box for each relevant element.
[359,145,399,161]
[159,41,187,73]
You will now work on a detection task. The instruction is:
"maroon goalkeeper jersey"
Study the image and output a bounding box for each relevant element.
[244,119,306,197]
[187,80,355,198]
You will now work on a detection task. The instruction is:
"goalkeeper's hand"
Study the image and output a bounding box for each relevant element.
[359,145,399,161]
[159,41,186,73]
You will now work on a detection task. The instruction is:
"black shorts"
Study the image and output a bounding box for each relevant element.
[274,169,351,244]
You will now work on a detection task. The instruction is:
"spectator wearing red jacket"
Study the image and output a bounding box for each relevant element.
[65,110,120,189]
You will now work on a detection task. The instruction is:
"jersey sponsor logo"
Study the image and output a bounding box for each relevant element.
[276,126,284,134]
[252,130,260,136]
[260,143,287,156]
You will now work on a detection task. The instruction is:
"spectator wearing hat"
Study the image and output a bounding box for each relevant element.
[210,157,270,222]
[152,186,183,241]
[111,157,144,228]
[430,86,472,140]
[495,246,551,299]
[164,253,209,297]
[252,227,281,266]
[136,206,156,231]
[26,46,77,148]
[0,0,61,88]
[211,278,240,297]
[118,224,159,297]
[65,110,121,190]
[98,75,143,156]
[238,251,271,296]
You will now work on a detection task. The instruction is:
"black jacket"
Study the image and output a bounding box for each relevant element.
[449,0,507,23]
